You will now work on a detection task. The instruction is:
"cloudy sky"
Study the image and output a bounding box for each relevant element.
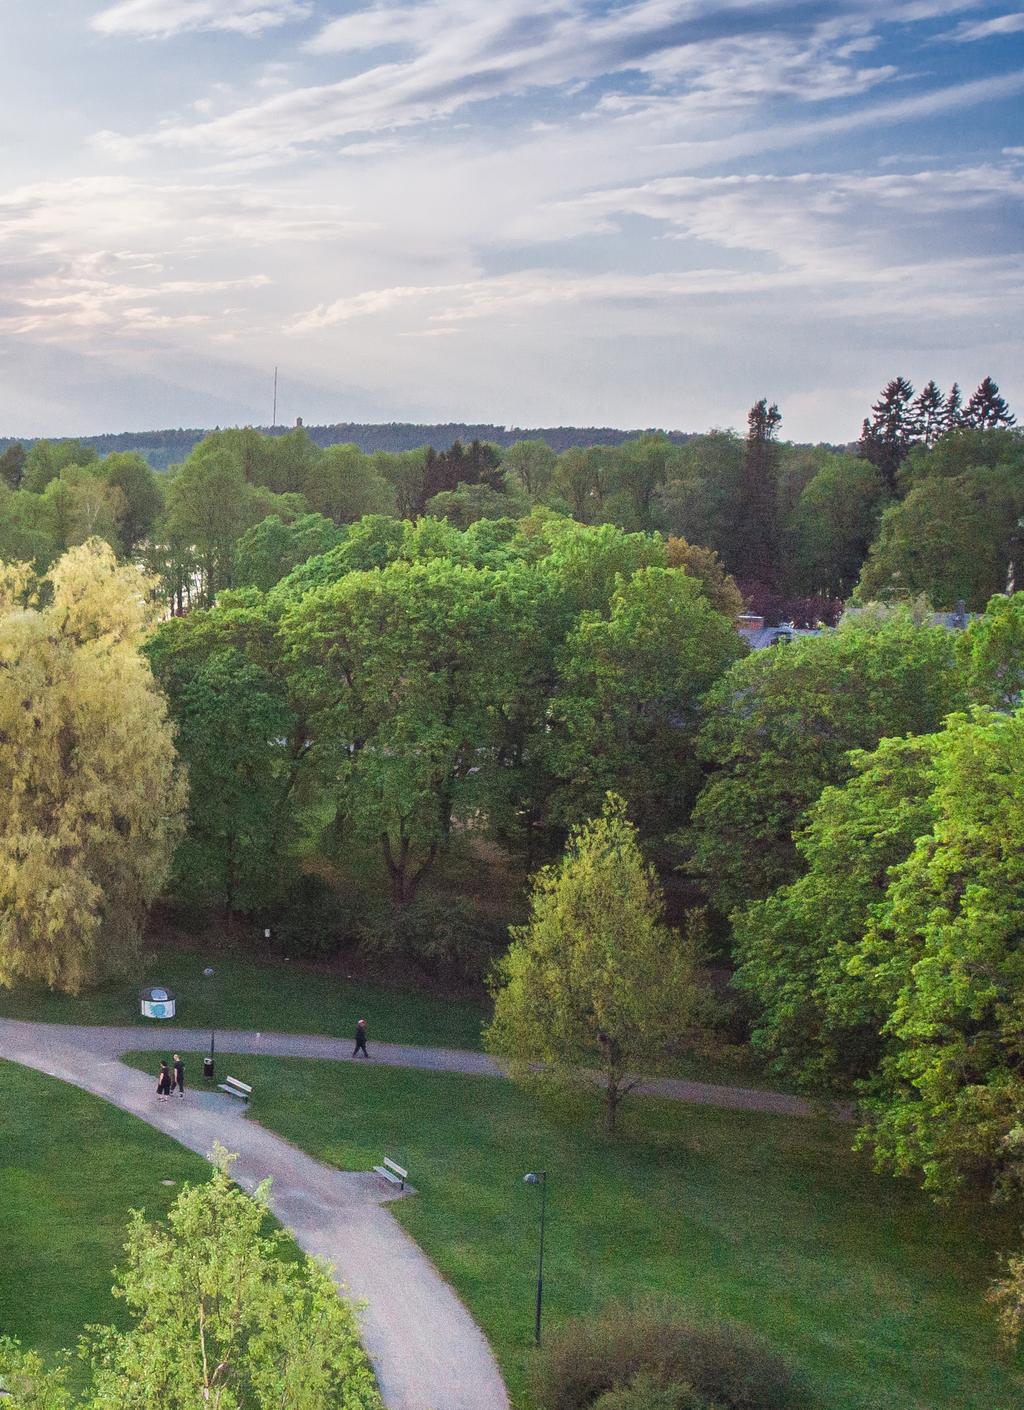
[0,0,1021,440]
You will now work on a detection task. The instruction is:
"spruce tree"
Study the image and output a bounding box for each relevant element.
[963,376,1016,430]
[913,379,944,448]
[734,397,782,586]
[942,382,963,434]
[858,376,916,491]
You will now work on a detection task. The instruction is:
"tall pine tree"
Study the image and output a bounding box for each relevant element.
[858,376,917,491]
[734,397,782,587]
[963,376,1016,430]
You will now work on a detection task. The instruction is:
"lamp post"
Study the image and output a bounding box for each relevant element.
[203,966,216,1079]
[523,1170,547,1347]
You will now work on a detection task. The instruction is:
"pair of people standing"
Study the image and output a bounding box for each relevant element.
[156,1054,185,1100]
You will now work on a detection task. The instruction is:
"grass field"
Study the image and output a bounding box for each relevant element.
[0,949,489,1051]
[121,1051,1024,1410]
[0,1060,212,1361]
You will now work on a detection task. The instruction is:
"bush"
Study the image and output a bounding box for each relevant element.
[360,893,507,985]
[271,874,362,959]
[594,1374,719,1410]
[530,1301,805,1410]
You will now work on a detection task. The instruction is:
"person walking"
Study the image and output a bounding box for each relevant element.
[172,1053,185,1098]
[353,1018,370,1059]
[156,1059,172,1101]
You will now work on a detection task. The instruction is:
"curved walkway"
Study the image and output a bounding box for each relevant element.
[0,1017,836,1117]
[0,1018,508,1410]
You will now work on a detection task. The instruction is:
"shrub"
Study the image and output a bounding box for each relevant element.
[360,893,507,985]
[530,1301,805,1410]
[271,874,362,959]
[593,1374,719,1410]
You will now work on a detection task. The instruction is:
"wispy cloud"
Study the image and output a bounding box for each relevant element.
[943,10,1024,39]
[91,0,311,39]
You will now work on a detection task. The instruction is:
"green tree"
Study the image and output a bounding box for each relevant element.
[958,593,1024,709]
[687,610,964,913]
[234,514,344,592]
[303,445,395,524]
[664,536,743,618]
[853,708,1024,1196]
[856,467,1024,610]
[170,650,295,917]
[0,541,186,993]
[858,376,917,492]
[84,1147,382,1410]
[963,376,1016,430]
[732,735,940,1092]
[486,795,706,1133]
[733,399,782,586]
[282,559,514,903]
[546,567,742,839]
[784,456,885,598]
[502,438,556,498]
[0,442,26,490]
[654,430,745,560]
[100,452,163,557]
[22,439,98,494]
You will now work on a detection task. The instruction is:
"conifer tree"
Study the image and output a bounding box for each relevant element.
[858,376,917,491]
[942,382,963,433]
[734,397,782,586]
[912,379,945,448]
[963,376,1016,430]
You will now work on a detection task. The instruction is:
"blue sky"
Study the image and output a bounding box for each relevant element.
[0,0,1021,440]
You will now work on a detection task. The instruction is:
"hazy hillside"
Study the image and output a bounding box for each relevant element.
[0,423,694,471]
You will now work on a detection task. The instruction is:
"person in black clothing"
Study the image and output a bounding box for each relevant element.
[171,1053,185,1098]
[353,1018,369,1059]
[156,1059,172,1100]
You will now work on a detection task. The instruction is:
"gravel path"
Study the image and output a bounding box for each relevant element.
[0,1018,509,1410]
[0,1018,835,1117]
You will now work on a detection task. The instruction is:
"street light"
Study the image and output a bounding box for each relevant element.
[202,966,216,1080]
[523,1170,547,1347]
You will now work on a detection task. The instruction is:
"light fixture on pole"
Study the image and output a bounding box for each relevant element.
[523,1170,547,1347]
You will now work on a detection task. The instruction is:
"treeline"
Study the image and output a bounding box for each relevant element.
[0,421,696,470]
[1,376,1017,627]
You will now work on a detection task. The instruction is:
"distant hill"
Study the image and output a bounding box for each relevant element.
[0,422,695,471]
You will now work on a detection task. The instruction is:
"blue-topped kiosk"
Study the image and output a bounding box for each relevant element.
[140,986,176,1020]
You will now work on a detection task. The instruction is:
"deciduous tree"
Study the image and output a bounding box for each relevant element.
[486,795,707,1133]
[0,541,186,993]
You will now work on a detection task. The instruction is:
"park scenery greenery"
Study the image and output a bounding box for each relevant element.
[2,385,1024,1405]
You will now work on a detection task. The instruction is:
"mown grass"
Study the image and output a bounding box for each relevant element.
[0,949,489,1051]
[120,1051,1024,1410]
[0,1060,212,1360]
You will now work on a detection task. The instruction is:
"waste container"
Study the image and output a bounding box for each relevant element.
[203,1056,215,1081]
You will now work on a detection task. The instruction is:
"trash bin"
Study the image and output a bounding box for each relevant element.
[203,1056,215,1081]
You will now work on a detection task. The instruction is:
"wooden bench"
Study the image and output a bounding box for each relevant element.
[218,1076,252,1104]
[373,1156,407,1191]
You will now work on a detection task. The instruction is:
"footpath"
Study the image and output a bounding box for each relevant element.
[0,1017,509,1410]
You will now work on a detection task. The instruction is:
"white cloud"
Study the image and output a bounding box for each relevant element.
[91,0,311,39]
[943,10,1024,40]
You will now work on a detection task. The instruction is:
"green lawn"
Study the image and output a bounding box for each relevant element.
[122,1052,1024,1410]
[0,1060,212,1360]
[0,949,489,1051]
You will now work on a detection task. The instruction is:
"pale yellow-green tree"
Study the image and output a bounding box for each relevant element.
[485,794,706,1132]
[0,540,187,993]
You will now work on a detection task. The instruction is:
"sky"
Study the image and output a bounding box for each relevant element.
[0,0,1021,441]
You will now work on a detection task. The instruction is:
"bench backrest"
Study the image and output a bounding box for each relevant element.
[226,1077,253,1094]
[383,1157,408,1180]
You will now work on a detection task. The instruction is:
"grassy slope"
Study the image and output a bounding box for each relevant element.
[0,1060,212,1359]
[0,950,489,1051]
[120,1052,1024,1410]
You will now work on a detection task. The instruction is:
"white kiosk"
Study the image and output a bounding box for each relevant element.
[140,986,176,1019]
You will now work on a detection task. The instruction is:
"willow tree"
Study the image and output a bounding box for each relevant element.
[485,794,706,1133]
[0,540,186,993]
